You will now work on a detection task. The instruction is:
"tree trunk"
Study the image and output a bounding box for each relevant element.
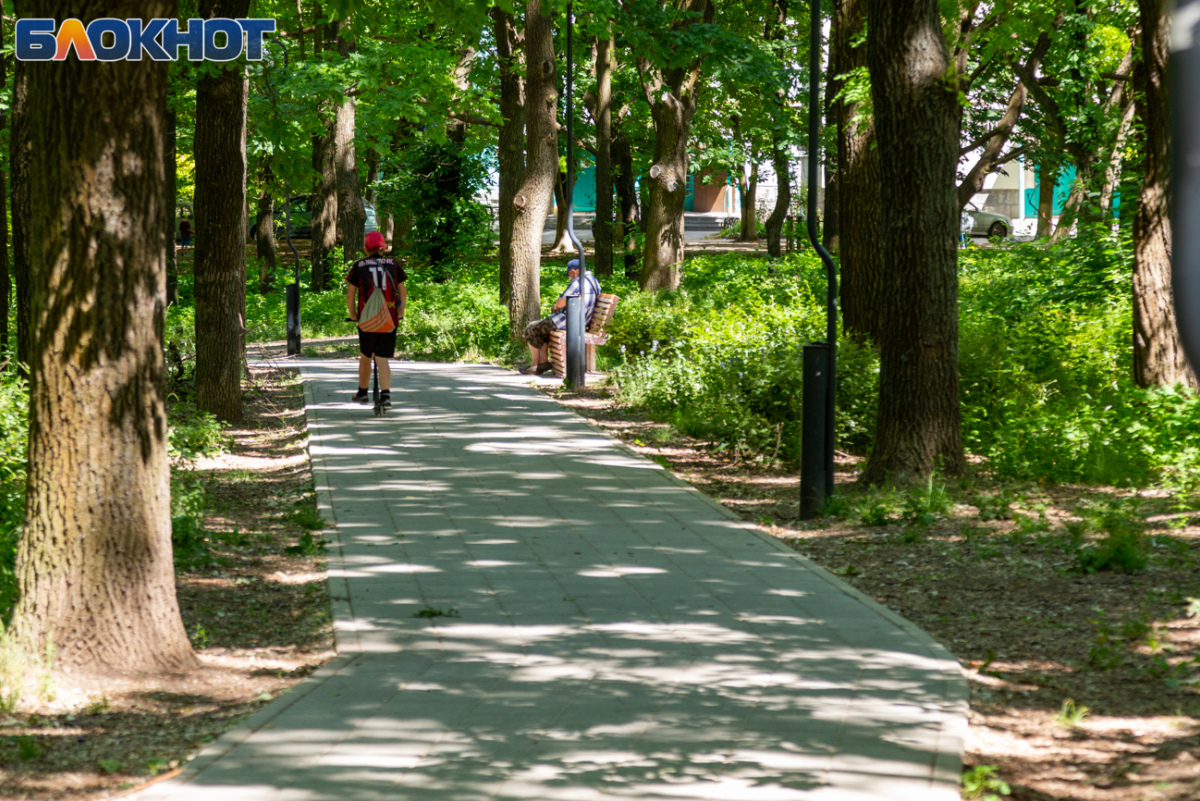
[364,147,380,205]
[860,0,967,483]
[763,0,791,259]
[255,163,277,294]
[640,98,693,290]
[1036,164,1057,238]
[636,0,713,292]
[738,161,759,242]
[335,30,366,261]
[765,143,791,258]
[594,33,614,276]
[1050,158,1095,243]
[13,0,197,675]
[612,123,641,279]
[12,55,30,373]
[1100,99,1135,220]
[508,0,557,339]
[0,16,8,354]
[310,121,337,292]
[491,7,525,305]
[548,170,572,253]
[1133,0,1196,388]
[836,0,883,342]
[194,0,251,425]
[165,104,178,305]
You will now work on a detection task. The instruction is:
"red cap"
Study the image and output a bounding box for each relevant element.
[365,231,387,252]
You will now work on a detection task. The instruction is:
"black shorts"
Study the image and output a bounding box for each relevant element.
[358,329,397,358]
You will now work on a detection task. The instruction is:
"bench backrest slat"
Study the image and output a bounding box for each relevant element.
[589,294,619,334]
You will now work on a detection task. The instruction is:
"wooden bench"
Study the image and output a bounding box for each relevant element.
[548,293,620,378]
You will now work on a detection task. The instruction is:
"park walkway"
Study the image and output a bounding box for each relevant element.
[137,360,967,801]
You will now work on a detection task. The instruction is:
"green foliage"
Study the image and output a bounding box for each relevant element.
[961,765,1010,801]
[1070,500,1150,574]
[607,252,875,465]
[171,475,213,569]
[285,532,326,556]
[960,234,1200,488]
[0,369,27,623]
[1055,698,1089,728]
[14,735,42,760]
[168,405,230,462]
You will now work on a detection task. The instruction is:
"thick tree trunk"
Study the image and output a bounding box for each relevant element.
[612,124,641,279]
[861,0,966,482]
[594,33,614,276]
[335,31,366,261]
[1133,0,1196,388]
[12,55,30,372]
[1036,164,1057,238]
[636,0,713,292]
[508,0,557,339]
[13,0,197,675]
[194,0,251,424]
[836,0,883,342]
[640,97,693,290]
[310,122,337,291]
[491,7,525,305]
[737,161,759,242]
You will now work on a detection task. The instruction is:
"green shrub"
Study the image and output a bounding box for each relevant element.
[0,370,28,622]
[170,475,213,569]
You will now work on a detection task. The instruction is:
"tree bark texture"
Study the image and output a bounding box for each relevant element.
[612,120,641,279]
[310,122,337,291]
[737,161,759,242]
[334,28,365,261]
[508,0,557,340]
[861,0,967,482]
[1035,164,1056,238]
[836,0,883,342]
[1132,0,1196,388]
[491,7,525,305]
[637,0,713,292]
[549,170,571,253]
[13,0,197,675]
[194,0,250,424]
[12,54,31,371]
[594,33,614,276]
[822,14,839,252]
[256,183,277,294]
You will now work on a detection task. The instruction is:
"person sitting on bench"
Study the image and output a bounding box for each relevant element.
[520,258,600,375]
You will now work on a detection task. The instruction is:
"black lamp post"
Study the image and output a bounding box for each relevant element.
[800,0,838,517]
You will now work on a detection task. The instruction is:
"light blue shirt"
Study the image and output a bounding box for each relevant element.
[550,273,601,330]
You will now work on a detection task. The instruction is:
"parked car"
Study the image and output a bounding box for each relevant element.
[962,202,1011,238]
[249,195,378,240]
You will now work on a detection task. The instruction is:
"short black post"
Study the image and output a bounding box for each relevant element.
[565,294,585,386]
[286,283,301,356]
[800,343,830,519]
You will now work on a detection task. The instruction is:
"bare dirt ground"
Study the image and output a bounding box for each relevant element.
[541,381,1200,801]
[0,365,334,800]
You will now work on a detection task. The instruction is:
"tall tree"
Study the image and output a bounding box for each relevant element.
[507,0,557,339]
[1132,0,1196,387]
[491,6,525,303]
[594,31,615,276]
[634,0,715,291]
[255,162,277,294]
[335,24,367,261]
[835,0,882,342]
[194,0,252,424]
[0,15,9,356]
[12,0,197,675]
[763,0,791,259]
[860,0,966,482]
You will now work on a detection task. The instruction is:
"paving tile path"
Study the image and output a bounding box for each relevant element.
[138,360,967,801]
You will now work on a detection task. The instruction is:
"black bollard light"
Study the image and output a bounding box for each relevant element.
[800,344,830,518]
[563,0,588,387]
[1173,0,1200,372]
[800,0,839,518]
